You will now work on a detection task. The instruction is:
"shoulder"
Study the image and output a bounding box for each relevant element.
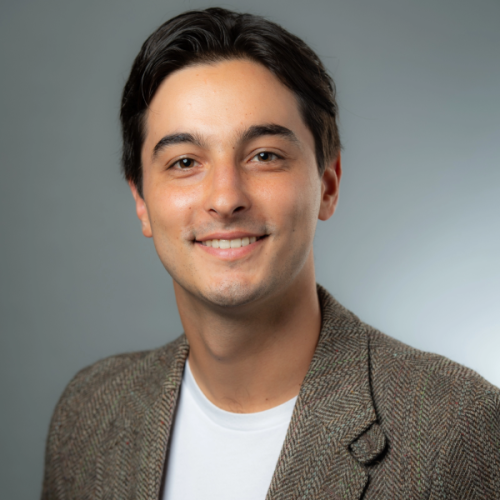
[42,335,188,498]
[317,284,500,418]
[318,285,500,495]
[366,324,500,415]
[54,335,187,416]
[365,325,500,496]
[44,335,187,462]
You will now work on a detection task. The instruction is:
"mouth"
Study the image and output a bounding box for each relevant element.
[194,234,268,249]
[193,233,269,262]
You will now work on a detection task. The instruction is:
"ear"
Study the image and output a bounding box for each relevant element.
[129,181,153,238]
[318,154,342,221]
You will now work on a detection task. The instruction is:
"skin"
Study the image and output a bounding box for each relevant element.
[130,59,341,412]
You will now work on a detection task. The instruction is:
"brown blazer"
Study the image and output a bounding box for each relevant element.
[41,286,500,499]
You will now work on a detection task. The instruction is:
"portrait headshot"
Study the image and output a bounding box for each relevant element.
[1,1,499,499]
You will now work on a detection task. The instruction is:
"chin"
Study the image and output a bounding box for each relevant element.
[196,275,282,309]
[201,281,264,308]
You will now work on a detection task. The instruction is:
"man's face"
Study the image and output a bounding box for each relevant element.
[132,59,340,308]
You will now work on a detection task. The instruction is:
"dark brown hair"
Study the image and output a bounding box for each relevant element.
[120,7,341,196]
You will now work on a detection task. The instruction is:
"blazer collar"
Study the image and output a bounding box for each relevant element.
[124,285,384,500]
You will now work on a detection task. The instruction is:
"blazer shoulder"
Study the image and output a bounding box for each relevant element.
[55,335,186,411]
[363,325,500,498]
[367,324,499,395]
[42,336,187,498]
[44,335,187,459]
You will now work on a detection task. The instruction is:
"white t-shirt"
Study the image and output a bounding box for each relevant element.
[162,360,297,500]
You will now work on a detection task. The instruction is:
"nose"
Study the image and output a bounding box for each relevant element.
[205,161,251,219]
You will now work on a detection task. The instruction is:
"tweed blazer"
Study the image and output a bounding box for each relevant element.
[42,286,500,499]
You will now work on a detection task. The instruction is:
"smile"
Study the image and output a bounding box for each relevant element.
[195,235,268,257]
[201,236,257,248]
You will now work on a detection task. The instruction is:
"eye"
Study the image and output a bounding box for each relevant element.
[253,151,280,162]
[172,157,197,169]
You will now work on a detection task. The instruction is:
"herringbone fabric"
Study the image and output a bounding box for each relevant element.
[41,286,500,499]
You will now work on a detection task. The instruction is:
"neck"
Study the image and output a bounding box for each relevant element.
[174,253,321,413]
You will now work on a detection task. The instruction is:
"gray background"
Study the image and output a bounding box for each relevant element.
[1,0,499,497]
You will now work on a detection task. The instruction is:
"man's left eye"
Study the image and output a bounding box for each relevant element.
[254,152,279,162]
[176,158,196,169]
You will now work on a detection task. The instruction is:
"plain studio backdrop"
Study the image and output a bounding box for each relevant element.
[1,0,499,497]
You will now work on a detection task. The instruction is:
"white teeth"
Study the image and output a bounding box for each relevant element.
[201,236,261,248]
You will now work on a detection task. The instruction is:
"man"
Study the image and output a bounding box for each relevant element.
[42,7,500,500]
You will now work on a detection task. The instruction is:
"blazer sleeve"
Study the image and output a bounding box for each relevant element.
[429,382,500,499]
[40,364,95,500]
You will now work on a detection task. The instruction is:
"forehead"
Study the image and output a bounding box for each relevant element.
[143,58,314,150]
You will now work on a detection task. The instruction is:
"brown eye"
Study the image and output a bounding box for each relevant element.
[171,157,197,170]
[254,152,278,162]
[178,158,194,168]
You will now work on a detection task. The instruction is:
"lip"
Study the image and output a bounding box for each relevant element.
[195,235,267,260]
[195,231,265,242]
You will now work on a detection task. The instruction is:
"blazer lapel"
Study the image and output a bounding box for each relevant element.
[99,335,189,500]
[266,286,386,500]
[136,337,189,500]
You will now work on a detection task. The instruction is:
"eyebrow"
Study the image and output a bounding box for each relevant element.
[152,133,205,160]
[151,123,299,160]
[239,124,300,145]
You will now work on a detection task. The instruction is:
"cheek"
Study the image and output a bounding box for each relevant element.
[262,174,320,237]
[146,187,199,279]
[145,185,200,257]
